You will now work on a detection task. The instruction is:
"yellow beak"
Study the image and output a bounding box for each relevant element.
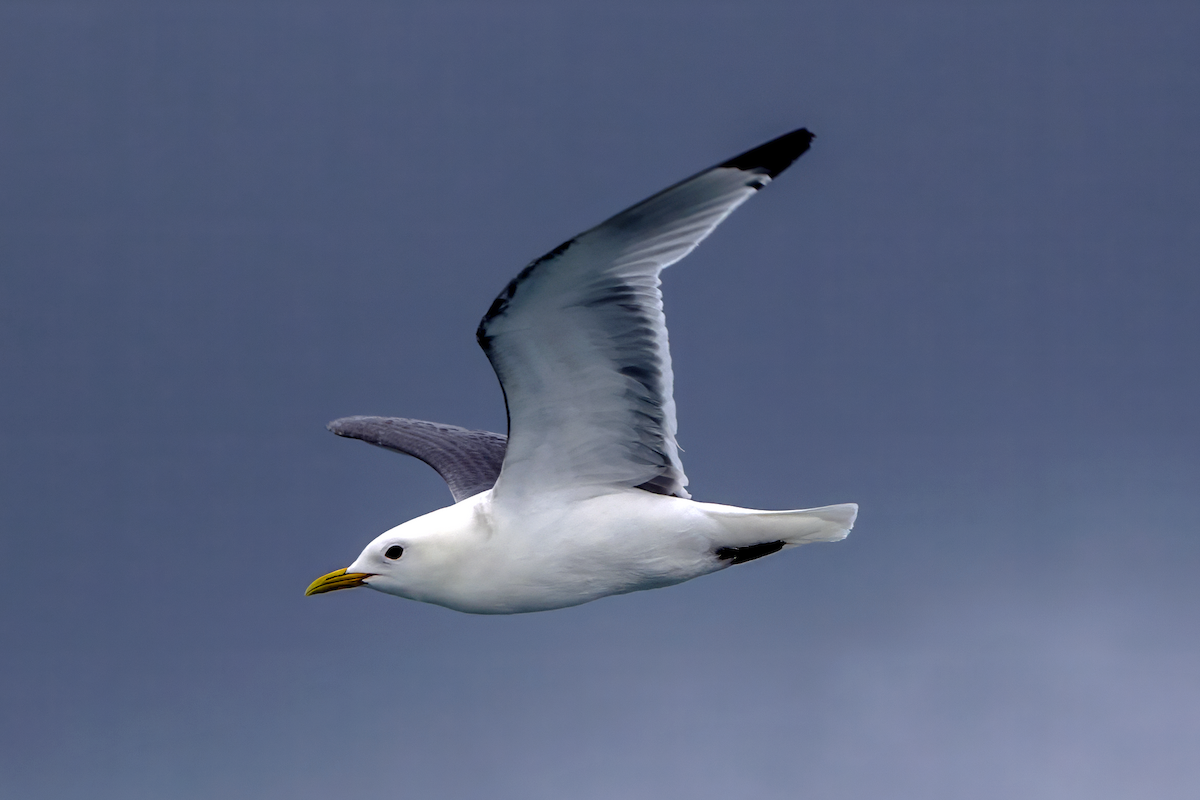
[305,568,373,596]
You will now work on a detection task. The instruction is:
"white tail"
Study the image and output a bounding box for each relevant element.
[700,501,858,550]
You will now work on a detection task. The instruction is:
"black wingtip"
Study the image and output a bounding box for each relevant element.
[719,128,814,180]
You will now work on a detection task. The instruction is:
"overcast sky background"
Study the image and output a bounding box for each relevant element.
[2,2,1198,798]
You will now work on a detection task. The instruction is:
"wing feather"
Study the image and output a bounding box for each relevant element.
[328,416,506,502]
[476,129,814,500]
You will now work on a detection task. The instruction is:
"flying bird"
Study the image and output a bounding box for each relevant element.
[306,128,857,614]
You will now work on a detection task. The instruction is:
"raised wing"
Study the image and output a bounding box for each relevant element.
[476,129,814,500]
[328,416,507,502]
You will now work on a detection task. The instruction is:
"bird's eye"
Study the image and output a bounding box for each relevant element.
[384,545,404,560]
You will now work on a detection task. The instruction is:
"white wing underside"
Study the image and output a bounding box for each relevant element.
[477,130,813,501]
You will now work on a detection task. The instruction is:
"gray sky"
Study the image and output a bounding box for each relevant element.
[2,1,1198,798]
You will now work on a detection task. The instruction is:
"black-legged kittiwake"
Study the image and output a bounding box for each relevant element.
[306,128,857,613]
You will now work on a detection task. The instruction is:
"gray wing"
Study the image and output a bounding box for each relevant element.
[327,416,507,502]
[476,129,814,501]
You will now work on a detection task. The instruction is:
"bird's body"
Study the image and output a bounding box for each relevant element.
[342,487,856,614]
[307,128,857,614]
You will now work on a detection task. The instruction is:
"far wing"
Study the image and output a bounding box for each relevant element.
[328,416,507,502]
[476,129,814,500]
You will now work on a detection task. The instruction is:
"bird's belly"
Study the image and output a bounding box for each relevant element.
[432,493,721,614]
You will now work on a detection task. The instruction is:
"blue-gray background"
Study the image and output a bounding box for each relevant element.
[2,2,1198,798]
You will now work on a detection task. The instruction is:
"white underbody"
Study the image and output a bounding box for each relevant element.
[349,489,856,614]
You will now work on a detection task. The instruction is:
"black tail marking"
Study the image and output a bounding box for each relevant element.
[715,540,786,565]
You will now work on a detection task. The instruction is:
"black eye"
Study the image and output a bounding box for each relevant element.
[384,545,404,560]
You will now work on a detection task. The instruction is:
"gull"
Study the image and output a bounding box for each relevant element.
[306,128,857,614]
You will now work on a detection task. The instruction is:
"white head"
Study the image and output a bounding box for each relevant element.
[304,500,484,604]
